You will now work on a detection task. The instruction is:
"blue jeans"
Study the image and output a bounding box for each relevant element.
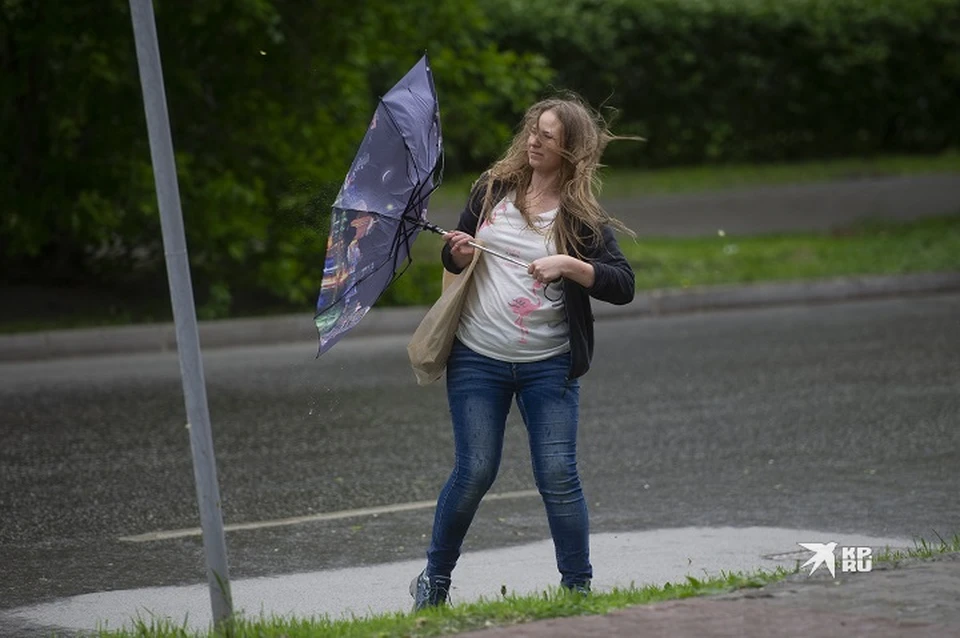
[426,339,592,587]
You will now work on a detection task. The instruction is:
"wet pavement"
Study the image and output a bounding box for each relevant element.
[1,294,959,635]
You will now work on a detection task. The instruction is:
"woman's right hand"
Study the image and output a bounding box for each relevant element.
[443,231,476,270]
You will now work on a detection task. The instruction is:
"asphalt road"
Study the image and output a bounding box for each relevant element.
[1,294,959,616]
[431,174,960,237]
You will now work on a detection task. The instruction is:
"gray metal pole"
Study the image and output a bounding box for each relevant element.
[127,0,233,626]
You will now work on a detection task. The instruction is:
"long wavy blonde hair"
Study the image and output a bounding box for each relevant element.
[479,93,638,258]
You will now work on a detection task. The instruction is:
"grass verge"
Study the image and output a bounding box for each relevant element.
[876,531,960,562]
[89,533,960,637]
[622,214,960,290]
[92,569,788,638]
[379,214,960,305]
[4,215,958,333]
[4,212,959,335]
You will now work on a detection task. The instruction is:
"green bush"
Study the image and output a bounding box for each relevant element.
[0,0,551,317]
[483,0,960,167]
[377,261,444,307]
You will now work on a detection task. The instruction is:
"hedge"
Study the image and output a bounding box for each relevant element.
[483,0,960,167]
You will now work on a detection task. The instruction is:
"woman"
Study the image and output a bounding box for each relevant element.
[411,95,636,610]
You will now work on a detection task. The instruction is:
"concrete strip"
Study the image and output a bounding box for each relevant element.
[1,272,958,362]
[642,272,960,315]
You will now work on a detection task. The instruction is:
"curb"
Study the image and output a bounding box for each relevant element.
[1,272,958,363]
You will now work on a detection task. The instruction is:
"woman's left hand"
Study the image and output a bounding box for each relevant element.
[529,255,596,288]
[528,256,570,283]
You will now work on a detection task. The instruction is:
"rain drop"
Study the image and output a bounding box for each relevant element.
[382,169,393,183]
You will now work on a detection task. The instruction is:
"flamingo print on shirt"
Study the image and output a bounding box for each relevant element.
[508,280,545,344]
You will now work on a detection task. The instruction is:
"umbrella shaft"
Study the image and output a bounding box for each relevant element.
[419,220,529,268]
[468,241,529,268]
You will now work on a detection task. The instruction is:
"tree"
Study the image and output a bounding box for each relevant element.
[0,1,551,317]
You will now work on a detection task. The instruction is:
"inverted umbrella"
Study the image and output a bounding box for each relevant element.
[314,55,528,355]
[314,55,443,355]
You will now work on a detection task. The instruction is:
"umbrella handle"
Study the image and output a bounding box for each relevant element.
[419,221,530,269]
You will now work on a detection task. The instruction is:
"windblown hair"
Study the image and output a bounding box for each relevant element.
[479,93,639,257]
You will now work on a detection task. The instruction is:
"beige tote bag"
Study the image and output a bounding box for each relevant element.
[407,248,483,385]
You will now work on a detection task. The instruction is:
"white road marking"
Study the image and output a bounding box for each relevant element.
[118,489,541,542]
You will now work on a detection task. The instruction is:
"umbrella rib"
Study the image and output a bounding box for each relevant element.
[377,95,441,223]
[403,147,443,226]
[379,96,425,178]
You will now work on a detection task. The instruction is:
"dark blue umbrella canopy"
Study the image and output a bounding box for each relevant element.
[314,55,442,355]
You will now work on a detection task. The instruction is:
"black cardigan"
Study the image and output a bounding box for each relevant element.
[441,178,635,379]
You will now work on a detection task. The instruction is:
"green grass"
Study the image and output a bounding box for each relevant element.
[876,531,960,563]
[91,569,788,638]
[380,214,960,305]
[87,532,960,638]
[622,214,960,291]
[5,215,958,333]
[431,151,960,209]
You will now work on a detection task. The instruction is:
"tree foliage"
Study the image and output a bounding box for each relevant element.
[483,0,960,167]
[0,0,551,315]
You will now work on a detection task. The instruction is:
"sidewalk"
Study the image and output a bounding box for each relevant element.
[462,553,960,638]
[2,271,959,362]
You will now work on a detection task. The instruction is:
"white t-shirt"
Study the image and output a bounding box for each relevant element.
[456,195,570,362]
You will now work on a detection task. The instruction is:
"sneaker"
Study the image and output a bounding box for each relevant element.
[410,569,450,611]
[563,580,591,596]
